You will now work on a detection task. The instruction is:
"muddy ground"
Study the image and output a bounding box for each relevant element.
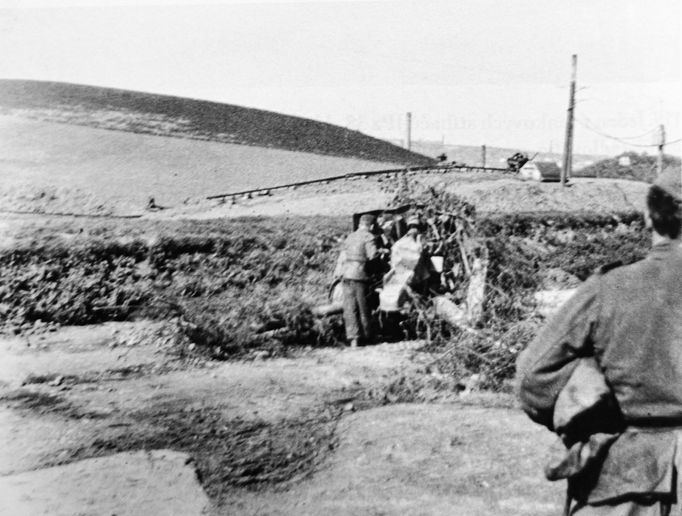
[0,321,563,515]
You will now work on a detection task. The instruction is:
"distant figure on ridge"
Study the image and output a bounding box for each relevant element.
[146,196,159,211]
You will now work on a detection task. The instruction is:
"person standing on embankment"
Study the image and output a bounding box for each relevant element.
[516,167,682,515]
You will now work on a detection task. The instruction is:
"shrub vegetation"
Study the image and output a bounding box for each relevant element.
[575,151,681,182]
[0,209,650,384]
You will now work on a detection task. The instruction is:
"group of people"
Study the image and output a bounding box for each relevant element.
[334,212,425,348]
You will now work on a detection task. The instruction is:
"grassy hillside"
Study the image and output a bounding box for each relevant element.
[574,151,682,182]
[0,79,432,166]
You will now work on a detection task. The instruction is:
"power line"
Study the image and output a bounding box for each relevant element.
[576,118,654,147]
[608,127,659,141]
[575,117,678,148]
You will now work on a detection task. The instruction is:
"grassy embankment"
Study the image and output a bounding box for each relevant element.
[574,151,681,181]
[0,210,649,387]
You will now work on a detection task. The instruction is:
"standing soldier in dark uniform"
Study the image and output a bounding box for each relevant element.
[516,168,682,515]
[337,214,379,348]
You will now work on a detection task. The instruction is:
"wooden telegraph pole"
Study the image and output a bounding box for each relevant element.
[657,124,666,177]
[406,112,412,151]
[481,144,487,168]
[561,54,577,186]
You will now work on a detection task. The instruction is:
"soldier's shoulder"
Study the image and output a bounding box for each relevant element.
[593,260,623,276]
[358,228,375,241]
[345,229,371,246]
[343,231,358,245]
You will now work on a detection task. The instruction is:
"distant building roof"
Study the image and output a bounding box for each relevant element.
[519,161,561,182]
[533,161,561,177]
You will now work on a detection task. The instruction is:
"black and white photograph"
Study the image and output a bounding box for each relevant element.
[0,0,680,514]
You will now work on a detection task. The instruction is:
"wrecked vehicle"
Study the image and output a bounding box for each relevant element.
[507,152,530,172]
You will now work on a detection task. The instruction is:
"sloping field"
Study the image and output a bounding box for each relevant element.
[155,174,650,220]
[0,79,432,165]
[0,116,408,214]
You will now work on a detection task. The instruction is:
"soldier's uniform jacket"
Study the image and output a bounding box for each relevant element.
[339,226,378,281]
[517,241,682,505]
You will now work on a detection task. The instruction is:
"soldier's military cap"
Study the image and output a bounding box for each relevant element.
[359,213,376,226]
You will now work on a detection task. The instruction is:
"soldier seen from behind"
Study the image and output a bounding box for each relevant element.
[516,167,682,515]
[334,213,381,348]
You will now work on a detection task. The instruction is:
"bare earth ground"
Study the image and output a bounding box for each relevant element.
[0,450,211,516]
[163,174,646,220]
[0,172,647,252]
[0,322,562,515]
[226,404,562,516]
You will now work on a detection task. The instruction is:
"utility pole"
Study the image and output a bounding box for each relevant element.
[406,112,412,151]
[481,144,487,168]
[657,124,666,177]
[561,54,577,186]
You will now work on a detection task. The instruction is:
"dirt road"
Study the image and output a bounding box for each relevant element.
[226,403,562,516]
[0,322,563,515]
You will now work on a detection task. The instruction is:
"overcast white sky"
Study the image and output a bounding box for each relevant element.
[1,0,680,156]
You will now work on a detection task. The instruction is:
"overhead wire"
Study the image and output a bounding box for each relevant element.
[573,87,680,150]
[345,48,677,151]
[575,118,656,147]
[606,127,659,141]
[575,117,679,149]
